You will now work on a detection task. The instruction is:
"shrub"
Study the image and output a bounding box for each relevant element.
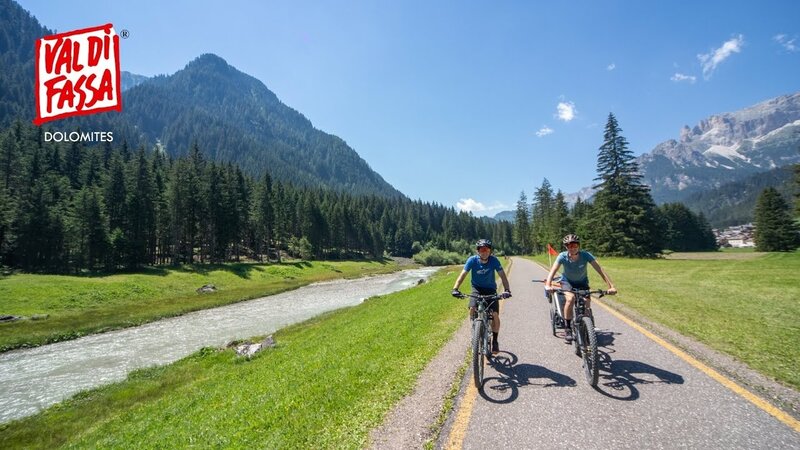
[413,249,463,266]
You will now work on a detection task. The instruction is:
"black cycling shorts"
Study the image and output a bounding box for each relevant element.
[469,286,500,313]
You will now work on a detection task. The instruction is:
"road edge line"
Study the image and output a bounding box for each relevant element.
[595,299,800,433]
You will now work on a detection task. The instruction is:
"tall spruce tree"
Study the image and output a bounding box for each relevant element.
[754,187,800,251]
[513,191,532,254]
[551,191,573,246]
[588,113,661,256]
[794,163,800,217]
[125,147,156,267]
[531,180,554,253]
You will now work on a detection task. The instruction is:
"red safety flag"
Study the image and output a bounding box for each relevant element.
[547,243,558,256]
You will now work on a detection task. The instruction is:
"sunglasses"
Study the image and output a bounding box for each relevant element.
[477,246,491,251]
[566,242,579,248]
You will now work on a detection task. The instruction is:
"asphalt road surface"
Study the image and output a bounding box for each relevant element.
[444,257,800,449]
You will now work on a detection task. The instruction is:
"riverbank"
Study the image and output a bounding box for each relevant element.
[0,267,464,449]
[0,259,404,352]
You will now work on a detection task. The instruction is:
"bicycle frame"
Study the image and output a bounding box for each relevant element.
[535,280,608,387]
[564,288,605,387]
[457,293,502,389]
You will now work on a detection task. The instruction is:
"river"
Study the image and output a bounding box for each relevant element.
[0,267,439,423]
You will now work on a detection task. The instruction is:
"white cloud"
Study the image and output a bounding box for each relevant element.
[670,73,696,83]
[556,101,576,122]
[698,35,744,79]
[774,34,798,52]
[607,63,616,71]
[536,126,554,137]
[456,198,508,215]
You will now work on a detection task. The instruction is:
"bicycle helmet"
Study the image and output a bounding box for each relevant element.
[475,239,493,249]
[562,234,580,245]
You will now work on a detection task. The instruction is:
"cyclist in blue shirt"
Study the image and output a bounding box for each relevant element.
[544,234,617,343]
[451,239,511,354]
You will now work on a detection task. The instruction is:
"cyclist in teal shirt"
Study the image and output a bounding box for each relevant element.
[544,234,617,343]
[452,239,511,354]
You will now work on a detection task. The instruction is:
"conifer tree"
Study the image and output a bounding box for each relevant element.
[551,191,573,245]
[587,113,661,256]
[531,180,554,253]
[125,147,156,267]
[513,191,532,253]
[754,187,800,251]
[70,187,109,270]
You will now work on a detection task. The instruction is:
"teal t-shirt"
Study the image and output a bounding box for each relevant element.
[556,250,595,287]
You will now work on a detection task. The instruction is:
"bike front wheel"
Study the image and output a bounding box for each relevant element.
[471,319,486,388]
[579,316,599,386]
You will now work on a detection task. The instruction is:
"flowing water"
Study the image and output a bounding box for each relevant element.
[0,267,439,423]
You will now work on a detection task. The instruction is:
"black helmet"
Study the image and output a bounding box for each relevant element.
[563,234,580,245]
[476,239,493,249]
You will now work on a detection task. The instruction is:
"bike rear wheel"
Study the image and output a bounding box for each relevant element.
[580,316,599,386]
[471,319,485,388]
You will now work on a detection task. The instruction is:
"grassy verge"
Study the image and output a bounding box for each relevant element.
[0,260,403,352]
[0,267,467,449]
[528,251,800,389]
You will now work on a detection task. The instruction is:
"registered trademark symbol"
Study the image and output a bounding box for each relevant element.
[120,29,130,39]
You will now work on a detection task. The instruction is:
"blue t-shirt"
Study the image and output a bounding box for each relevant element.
[556,250,596,287]
[464,255,504,289]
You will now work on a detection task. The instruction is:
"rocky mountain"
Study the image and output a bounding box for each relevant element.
[566,92,800,205]
[639,92,800,203]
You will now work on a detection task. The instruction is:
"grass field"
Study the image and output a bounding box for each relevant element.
[0,267,466,449]
[531,251,800,390]
[0,260,403,352]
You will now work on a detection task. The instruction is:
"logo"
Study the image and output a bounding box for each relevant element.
[33,23,122,126]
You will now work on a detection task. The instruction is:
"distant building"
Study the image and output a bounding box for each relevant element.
[714,223,755,248]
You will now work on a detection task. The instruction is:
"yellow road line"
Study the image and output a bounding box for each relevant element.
[596,299,800,433]
[445,257,515,449]
[445,375,478,449]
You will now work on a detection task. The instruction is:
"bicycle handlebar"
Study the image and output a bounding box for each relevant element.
[453,292,505,301]
[531,279,614,298]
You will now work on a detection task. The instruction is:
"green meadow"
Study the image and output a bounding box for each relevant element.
[0,260,402,352]
[0,267,467,449]
[532,251,800,389]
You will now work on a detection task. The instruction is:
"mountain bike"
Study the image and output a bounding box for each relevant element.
[535,280,612,387]
[453,292,505,388]
[562,287,611,386]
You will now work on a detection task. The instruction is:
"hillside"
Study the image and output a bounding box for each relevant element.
[680,165,796,228]
[0,1,402,198]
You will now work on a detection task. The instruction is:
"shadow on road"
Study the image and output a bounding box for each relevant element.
[593,330,685,401]
[478,351,577,404]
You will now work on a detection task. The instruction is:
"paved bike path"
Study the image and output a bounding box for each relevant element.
[450,257,800,449]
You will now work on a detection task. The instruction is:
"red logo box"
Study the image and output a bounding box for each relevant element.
[33,23,122,126]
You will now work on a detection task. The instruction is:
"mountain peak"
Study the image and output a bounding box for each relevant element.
[185,53,231,71]
[639,91,800,202]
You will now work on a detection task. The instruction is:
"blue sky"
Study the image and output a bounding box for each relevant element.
[17,0,800,216]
